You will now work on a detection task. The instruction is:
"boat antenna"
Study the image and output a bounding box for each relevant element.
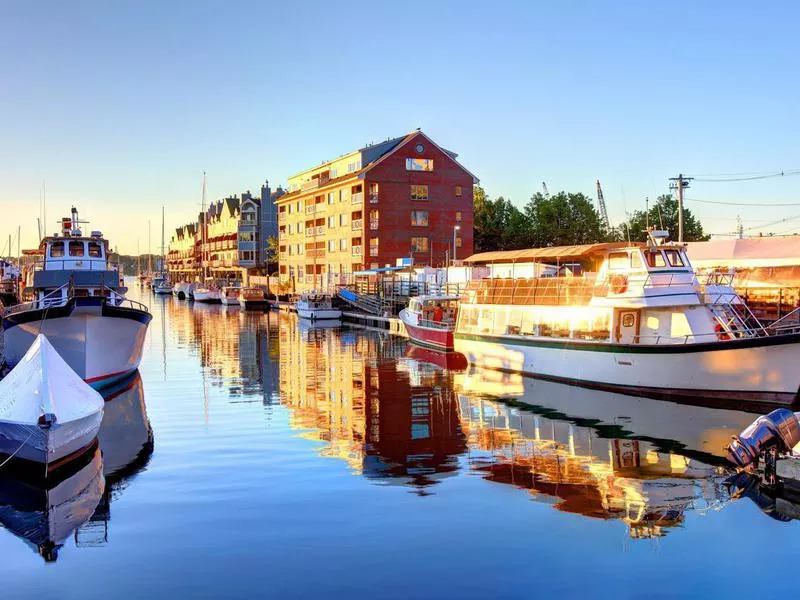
[645,197,649,229]
[657,204,664,230]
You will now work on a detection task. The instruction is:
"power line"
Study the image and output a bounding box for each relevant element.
[692,170,800,183]
[685,198,800,207]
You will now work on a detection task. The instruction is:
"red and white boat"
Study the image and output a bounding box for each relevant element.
[399,295,460,351]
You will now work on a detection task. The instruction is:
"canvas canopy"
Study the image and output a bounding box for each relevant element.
[463,242,640,264]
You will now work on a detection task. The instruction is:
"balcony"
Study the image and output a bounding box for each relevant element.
[351,192,364,204]
[352,245,362,256]
[369,220,379,230]
[305,205,316,214]
[279,213,286,223]
[351,219,363,231]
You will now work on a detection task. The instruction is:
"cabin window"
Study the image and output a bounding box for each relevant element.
[630,252,642,269]
[663,249,684,268]
[608,252,630,270]
[69,241,85,257]
[50,241,65,257]
[645,250,666,268]
[88,242,102,258]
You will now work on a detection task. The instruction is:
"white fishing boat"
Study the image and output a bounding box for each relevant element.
[2,208,151,388]
[455,230,800,406]
[220,286,241,306]
[152,206,173,295]
[193,285,221,304]
[0,334,105,468]
[296,293,341,320]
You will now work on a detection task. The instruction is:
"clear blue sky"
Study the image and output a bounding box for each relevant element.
[2,0,800,253]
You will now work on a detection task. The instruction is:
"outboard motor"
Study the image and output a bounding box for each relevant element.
[727,409,800,468]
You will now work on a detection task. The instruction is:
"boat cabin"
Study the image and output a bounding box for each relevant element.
[26,208,125,305]
[459,233,758,345]
[408,295,460,326]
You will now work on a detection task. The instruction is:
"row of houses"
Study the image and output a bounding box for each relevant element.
[167,129,478,291]
[167,182,283,283]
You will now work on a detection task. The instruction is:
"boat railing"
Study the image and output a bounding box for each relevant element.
[34,259,119,272]
[4,283,71,315]
[419,318,455,330]
[631,325,784,345]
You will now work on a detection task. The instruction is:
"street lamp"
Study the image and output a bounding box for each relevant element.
[453,225,461,263]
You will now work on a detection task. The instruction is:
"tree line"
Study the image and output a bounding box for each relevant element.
[472,186,708,252]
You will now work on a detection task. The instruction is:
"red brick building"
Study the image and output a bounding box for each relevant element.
[277,130,477,290]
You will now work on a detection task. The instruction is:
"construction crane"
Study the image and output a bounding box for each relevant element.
[595,179,610,229]
[541,182,550,198]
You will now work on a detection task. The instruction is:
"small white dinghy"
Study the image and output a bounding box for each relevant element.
[0,334,104,469]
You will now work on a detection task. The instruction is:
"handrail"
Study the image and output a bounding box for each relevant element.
[4,283,71,315]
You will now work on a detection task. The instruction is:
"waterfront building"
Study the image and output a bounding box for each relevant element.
[276,130,478,291]
[168,179,280,282]
[238,181,285,274]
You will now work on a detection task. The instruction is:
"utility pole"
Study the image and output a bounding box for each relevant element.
[669,174,693,243]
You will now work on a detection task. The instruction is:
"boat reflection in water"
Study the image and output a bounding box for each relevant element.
[74,372,154,547]
[278,314,466,492]
[0,447,104,562]
[452,367,759,537]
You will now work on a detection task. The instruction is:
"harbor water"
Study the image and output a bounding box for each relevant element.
[2,285,800,598]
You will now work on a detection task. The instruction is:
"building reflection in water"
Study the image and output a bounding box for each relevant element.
[279,316,466,493]
[166,298,280,403]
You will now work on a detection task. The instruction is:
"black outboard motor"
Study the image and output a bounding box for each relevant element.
[727,409,800,468]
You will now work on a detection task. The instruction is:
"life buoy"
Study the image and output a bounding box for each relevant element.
[609,274,628,294]
[714,323,731,341]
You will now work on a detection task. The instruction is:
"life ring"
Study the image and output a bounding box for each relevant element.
[714,323,731,341]
[609,274,628,294]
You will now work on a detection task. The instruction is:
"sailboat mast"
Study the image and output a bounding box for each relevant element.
[201,171,207,281]
[161,205,165,275]
[148,220,152,274]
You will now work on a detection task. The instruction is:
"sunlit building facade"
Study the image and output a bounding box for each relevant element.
[276,130,477,291]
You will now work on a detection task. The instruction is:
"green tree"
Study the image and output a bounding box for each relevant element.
[524,192,608,246]
[622,195,709,242]
[265,235,279,274]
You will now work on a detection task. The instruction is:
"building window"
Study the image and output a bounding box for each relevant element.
[411,237,429,252]
[328,192,335,204]
[295,201,301,212]
[331,168,338,178]
[288,246,293,256]
[455,185,463,197]
[288,204,292,214]
[288,224,293,235]
[410,185,428,201]
[328,239,336,252]
[348,160,360,173]
[239,232,254,242]
[406,158,434,172]
[456,237,462,248]
[328,216,335,228]
[297,244,303,255]
[456,211,462,222]
[340,239,347,251]
[411,211,429,226]
[298,222,304,232]
[339,214,347,226]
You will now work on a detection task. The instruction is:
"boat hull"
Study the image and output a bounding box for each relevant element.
[153,286,173,295]
[240,299,269,310]
[454,332,800,405]
[297,307,342,320]
[0,412,103,466]
[2,300,150,388]
[399,309,454,351]
[220,293,240,306]
[193,290,221,304]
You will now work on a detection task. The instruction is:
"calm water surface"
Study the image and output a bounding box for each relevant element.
[1,286,798,599]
